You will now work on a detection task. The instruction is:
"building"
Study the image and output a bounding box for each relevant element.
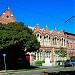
[0,7,16,24]
[30,24,75,65]
[0,8,75,65]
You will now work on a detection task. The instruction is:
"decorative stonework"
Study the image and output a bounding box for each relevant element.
[33,25,75,62]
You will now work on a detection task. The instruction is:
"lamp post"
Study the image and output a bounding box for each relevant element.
[3,54,6,72]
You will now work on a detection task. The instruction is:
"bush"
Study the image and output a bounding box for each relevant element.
[35,60,45,66]
[56,60,66,65]
[70,56,75,60]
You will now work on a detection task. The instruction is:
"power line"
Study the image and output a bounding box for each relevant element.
[0,2,65,21]
[65,16,75,23]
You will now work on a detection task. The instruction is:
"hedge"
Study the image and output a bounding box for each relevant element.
[35,60,45,66]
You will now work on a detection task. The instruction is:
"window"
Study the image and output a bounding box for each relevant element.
[6,15,10,18]
[37,34,39,37]
[44,35,48,41]
[49,37,50,40]
[64,39,65,46]
[53,37,57,45]
[74,44,75,49]
[40,35,42,41]
[55,37,57,45]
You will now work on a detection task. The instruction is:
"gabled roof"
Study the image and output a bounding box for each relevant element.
[0,7,16,24]
[64,32,75,36]
[60,30,65,37]
[33,24,42,34]
[64,32,75,39]
[43,25,50,35]
[51,27,58,36]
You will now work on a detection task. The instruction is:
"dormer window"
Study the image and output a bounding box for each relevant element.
[6,15,10,18]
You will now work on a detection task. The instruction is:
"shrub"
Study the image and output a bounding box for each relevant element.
[35,60,45,66]
[70,56,75,60]
[56,60,66,65]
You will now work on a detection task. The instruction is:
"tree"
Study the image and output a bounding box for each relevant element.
[0,22,40,53]
[55,47,67,65]
[0,22,40,69]
[71,56,75,60]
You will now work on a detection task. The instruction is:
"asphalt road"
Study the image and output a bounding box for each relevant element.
[1,66,75,75]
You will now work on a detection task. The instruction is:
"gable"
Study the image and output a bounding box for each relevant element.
[0,7,16,24]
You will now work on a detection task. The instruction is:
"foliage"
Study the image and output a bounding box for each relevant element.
[70,56,75,60]
[0,22,40,53]
[56,60,66,65]
[55,47,67,58]
[35,60,45,66]
[55,47,67,65]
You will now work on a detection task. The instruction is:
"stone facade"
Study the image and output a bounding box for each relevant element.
[0,7,16,24]
[30,24,75,64]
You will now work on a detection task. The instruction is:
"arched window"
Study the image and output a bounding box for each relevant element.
[64,39,65,46]
[40,35,42,41]
[40,35,42,39]
[36,33,39,38]
[53,38,54,44]
[53,37,57,45]
[44,35,49,41]
[49,36,50,40]
[55,37,57,45]
[61,38,63,46]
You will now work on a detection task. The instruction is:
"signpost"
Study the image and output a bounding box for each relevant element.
[3,54,6,72]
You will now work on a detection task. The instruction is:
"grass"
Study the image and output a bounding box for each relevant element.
[0,68,48,74]
[0,65,64,74]
[53,65,64,68]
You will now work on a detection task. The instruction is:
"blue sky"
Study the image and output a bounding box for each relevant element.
[0,0,75,33]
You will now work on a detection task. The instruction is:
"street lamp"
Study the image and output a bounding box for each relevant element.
[3,54,6,72]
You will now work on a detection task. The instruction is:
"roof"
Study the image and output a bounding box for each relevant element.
[64,32,75,36]
[0,7,16,24]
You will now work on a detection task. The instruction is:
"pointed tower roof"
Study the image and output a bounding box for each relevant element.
[0,7,16,24]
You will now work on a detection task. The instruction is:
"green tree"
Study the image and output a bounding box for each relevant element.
[55,47,67,65]
[71,56,75,60]
[0,22,40,69]
[0,22,40,53]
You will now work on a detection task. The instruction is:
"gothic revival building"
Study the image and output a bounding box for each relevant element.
[0,8,75,65]
[0,7,16,24]
[30,24,75,65]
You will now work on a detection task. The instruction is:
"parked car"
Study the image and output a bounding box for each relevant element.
[64,59,75,67]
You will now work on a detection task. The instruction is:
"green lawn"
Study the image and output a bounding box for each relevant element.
[0,68,48,74]
[0,65,64,74]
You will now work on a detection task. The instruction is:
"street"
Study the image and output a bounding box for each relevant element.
[1,66,75,75]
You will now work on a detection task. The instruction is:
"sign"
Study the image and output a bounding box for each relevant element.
[3,54,6,57]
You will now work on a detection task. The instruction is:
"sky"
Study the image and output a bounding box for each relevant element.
[0,0,75,33]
